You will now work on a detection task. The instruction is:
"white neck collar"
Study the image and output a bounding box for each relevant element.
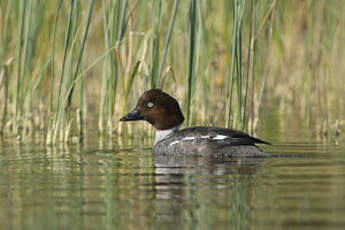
[154,124,181,144]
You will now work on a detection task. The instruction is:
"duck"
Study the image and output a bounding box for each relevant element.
[120,89,270,158]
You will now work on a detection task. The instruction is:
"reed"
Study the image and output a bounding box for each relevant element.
[49,0,76,144]
[158,0,179,86]
[0,1,13,68]
[0,0,343,141]
[70,0,94,142]
[46,0,95,144]
[150,0,161,89]
[14,0,26,133]
[197,1,207,123]
[149,0,180,90]
[99,0,132,135]
[242,0,255,131]
[0,59,12,135]
[226,0,245,129]
[186,0,197,127]
[47,0,62,144]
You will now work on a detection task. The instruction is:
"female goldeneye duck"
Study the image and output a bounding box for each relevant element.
[120,89,270,158]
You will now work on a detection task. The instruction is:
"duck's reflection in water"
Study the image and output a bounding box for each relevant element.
[150,155,265,228]
[154,154,264,177]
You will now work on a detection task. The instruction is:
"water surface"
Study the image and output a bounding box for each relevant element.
[0,126,344,230]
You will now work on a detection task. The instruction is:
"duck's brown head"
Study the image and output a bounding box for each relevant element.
[120,89,184,130]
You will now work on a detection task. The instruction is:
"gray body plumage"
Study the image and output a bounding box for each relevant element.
[153,126,270,158]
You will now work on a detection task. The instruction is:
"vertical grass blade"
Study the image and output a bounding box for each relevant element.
[66,0,95,109]
[197,0,208,121]
[242,0,255,131]
[186,0,197,126]
[99,0,110,134]
[150,0,162,88]
[226,0,246,128]
[100,0,133,135]
[117,0,128,42]
[0,1,14,65]
[49,0,63,126]
[0,63,10,135]
[47,0,63,144]
[157,0,179,85]
[20,0,33,132]
[51,0,76,144]
[14,0,26,132]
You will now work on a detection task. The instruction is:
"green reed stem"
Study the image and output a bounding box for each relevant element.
[226,8,237,127]
[157,0,179,85]
[150,0,162,88]
[226,0,245,128]
[67,0,95,109]
[109,0,127,129]
[49,0,63,127]
[236,22,243,128]
[106,2,116,128]
[197,0,208,120]
[0,65,9,135]
[243,0,254,131]
[124,61,141,99]
[20,0,33,118]
[0,1,13,65]
[186,0,196,126]
[99,0,110,134]
[99,0,132,135]
[75,0,95,141]
[14,0,26,131]
[117,0,128,42]
[51,0,75,143]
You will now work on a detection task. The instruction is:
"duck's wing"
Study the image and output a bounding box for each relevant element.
[176,126,270,146]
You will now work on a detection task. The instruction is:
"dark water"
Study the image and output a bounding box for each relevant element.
[0,127,344,230]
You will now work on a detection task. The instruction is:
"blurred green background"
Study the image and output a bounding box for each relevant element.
[0,0,344,143]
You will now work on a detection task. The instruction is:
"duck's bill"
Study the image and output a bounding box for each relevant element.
[119,107,143,121]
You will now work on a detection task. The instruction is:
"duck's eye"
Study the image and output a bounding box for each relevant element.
[147,102,154,108]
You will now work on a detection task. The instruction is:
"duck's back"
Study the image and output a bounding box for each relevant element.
[153,126,270,158]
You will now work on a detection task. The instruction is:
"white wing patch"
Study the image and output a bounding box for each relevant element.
[169,140,180,146]
[213,135,228,140]
[169,134,229,146]
[183,135,228,141]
